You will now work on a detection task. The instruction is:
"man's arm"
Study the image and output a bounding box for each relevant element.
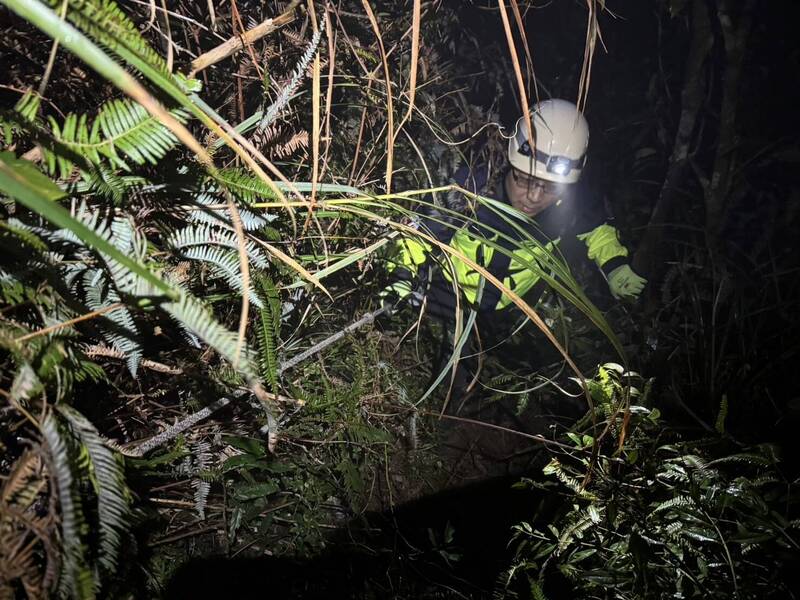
[577,224,647,300]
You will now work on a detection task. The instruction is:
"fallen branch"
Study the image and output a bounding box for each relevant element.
[126,396,234,457]
[187,0,303,77]
[125,307,387,457]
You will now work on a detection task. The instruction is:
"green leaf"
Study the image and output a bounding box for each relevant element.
[0,150,65,201]
[232,482,280,501]
[41,413,96,599]
[221,454,263,473]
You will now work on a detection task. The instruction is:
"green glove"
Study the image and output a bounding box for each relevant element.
[607,264,647,300]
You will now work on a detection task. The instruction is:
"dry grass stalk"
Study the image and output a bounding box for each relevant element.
[508,0,538,104]
[498,0,534,157]
[361,0,394,193]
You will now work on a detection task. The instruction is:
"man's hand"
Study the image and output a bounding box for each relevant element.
[607,264,647,300]
[379,279,426,314]
[379,280,413,312]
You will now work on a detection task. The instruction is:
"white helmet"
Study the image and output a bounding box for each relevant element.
[508,99,589,185]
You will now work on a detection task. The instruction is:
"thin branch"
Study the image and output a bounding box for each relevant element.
[126,307,388,456]
[14,303,124,343]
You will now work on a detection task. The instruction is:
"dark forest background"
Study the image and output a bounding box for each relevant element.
[1,1,799,598]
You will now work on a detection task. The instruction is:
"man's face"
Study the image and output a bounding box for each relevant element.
[505,168,564,217]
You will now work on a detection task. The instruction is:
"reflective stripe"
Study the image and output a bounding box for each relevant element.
[576,224,628,269]
[388,221,629,312]
[496,239,558,309]
[411,230,559,310]
[441,230,494,304]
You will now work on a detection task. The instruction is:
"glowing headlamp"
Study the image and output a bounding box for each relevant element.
[518,140,586,177]
[549,158,571,176]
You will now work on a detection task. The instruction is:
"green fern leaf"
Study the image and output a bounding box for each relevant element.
[652,495,695,514]
[162,291,257,379]
[181,245,264,309]
[212,168,279,204]
[255,277,281,395]
[168,223,271,269]
[45,99,184,175]
[58,405,132,573]
[41,413,96,599]
[51,0,172,79]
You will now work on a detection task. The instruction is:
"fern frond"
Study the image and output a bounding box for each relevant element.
[1,449,42,506]
[652,495,696,514]
[0,450,50,598]
[14,90,42,122]
[190,191,275,231]
[57,405,132,572]
[272,130,309,159]
[106,215,148,294]
[10,363,42,404]
[83,269,142,376]
[0,218,49,253]
[168,224,270,270]
[161,292,257,379]
[557,511,597,553]
[45,100,184,175]
[211,169,280,205]
[181,245,264,309]
[255,278,281,395]
[52,0,172,78]
[188,203,274,232]
[706,452,774,468]
[257,20,326,131]
[177,440,213,519]
[41,413,96,599]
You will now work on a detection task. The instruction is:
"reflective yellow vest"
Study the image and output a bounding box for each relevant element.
[386,173,630,313]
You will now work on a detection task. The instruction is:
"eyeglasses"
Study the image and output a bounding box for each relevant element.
[510,169,561,195]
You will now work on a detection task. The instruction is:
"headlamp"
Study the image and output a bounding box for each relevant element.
[549,158,571,176]
[518,139,586,177]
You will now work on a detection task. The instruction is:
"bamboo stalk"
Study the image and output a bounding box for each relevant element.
[187,0,302,77]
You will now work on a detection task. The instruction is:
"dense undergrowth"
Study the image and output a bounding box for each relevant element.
[1,0,798,598]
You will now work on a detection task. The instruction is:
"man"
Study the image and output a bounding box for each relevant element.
[381,99,647,327]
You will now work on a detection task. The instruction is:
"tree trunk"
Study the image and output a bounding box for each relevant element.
[632,0,712,281]
[705,0,757,247]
